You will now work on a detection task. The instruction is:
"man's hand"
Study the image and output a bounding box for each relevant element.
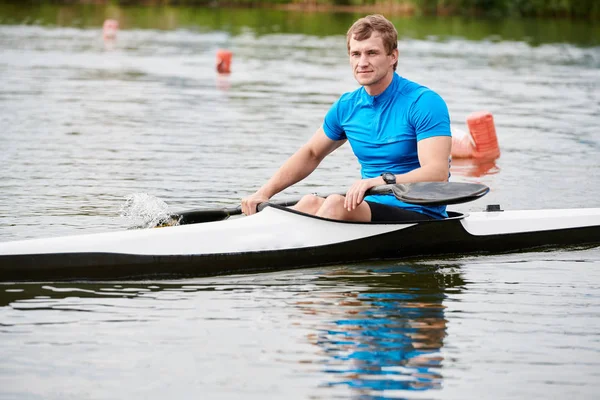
[344,177,384,211]
[241,192,270,215]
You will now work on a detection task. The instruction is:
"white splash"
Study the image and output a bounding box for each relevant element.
[120,193,173,229]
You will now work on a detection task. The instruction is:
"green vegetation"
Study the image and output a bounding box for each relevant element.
[1,2,598,46]
[9,0,600,19]
[414,0,599,19]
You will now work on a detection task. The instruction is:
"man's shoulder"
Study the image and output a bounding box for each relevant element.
[338,86,363,103]
[329,87,365,116]
[395,75,433,98]
[394,76,447,111]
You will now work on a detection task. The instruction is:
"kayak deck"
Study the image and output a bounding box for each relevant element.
[1,206,599,282]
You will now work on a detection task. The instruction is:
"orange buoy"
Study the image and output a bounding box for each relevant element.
[466,111,500,159]
[103,19,119,40]
[216,49,232,74]
[451,111,500,160]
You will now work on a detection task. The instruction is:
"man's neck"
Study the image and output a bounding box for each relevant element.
[364,71,394,96]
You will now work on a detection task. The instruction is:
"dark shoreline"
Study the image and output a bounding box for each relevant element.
[3,0,599,20]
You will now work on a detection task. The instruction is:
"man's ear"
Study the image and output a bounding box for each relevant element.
[390,49,399,65]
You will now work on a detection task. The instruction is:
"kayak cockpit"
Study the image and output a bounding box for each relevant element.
[262,203,468,224]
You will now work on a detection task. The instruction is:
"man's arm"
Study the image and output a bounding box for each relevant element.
[241,127,345,215]
[344,136,451,210]
[396,136,451,183]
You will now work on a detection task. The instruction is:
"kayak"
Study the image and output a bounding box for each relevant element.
[1,204,599,282]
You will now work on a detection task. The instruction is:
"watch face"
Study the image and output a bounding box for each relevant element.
[382,173,396,184]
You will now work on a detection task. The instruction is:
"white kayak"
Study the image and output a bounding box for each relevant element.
[1,204,599,282]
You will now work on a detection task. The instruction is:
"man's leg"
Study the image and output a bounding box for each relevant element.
[316,194,371,222]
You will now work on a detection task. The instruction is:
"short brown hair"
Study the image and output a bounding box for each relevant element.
[346,14,398,70]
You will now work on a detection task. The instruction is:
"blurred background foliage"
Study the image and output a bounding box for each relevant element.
[1,1,598,45]
[10,0,600,20]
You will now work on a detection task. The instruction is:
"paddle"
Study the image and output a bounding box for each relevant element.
[157,181,489,227]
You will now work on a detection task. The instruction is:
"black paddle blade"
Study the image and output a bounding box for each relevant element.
[392,182,489,206]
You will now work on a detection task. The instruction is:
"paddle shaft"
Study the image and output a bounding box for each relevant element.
[175,198,301,225]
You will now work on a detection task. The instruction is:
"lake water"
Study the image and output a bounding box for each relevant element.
[1,4,599,399]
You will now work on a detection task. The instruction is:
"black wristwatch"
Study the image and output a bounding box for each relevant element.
[381,172,396,184]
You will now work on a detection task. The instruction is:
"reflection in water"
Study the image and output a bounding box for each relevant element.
[216,74,232,91]
[0,264,464,399]
[451,158,500,178]
[103,36,116,52]
[2,255,600,399]
[0,283,157,308]
[297,264,465,397]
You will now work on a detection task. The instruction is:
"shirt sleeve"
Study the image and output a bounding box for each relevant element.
[322,99,347,141]
[410,90,451,141]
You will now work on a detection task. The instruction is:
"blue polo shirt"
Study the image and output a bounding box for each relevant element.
[323,73,451,219]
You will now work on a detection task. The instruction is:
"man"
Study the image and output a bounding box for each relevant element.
[241,14,451,222]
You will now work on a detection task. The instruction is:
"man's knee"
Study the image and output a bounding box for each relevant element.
[294,194,324,214]
[323,194,345,206]
[317,195,346,219]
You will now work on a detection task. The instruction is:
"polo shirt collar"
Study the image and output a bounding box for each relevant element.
[361,72,399,106]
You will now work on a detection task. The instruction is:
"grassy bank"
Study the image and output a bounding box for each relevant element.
[19,0,597,19]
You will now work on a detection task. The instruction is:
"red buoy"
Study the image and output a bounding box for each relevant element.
[451,111,500,160]
[216,49,232,74]
[103,19,119,40]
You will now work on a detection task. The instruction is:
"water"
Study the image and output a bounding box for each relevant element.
[1,4,600,399]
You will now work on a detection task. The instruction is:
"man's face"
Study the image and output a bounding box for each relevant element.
[348,33,397,90]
